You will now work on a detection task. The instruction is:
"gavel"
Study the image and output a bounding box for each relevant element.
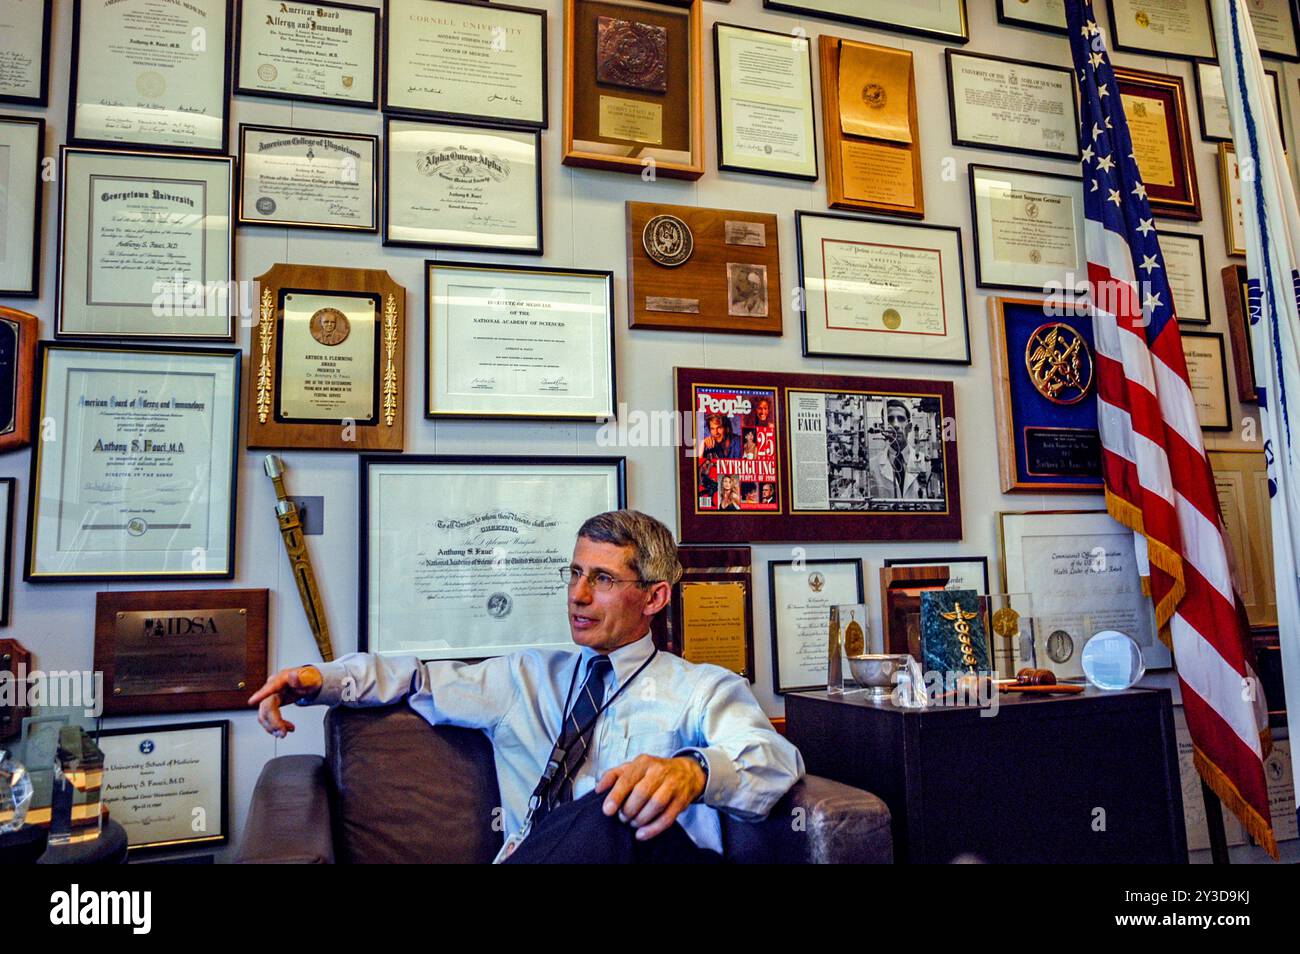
[1015,667,1058,687]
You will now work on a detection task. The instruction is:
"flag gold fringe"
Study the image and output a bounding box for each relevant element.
[1193,745,1279,860]
[1104,488,1185,644]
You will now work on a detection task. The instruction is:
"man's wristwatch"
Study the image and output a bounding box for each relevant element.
[681,750,709,800]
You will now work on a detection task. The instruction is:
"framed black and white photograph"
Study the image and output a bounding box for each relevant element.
[0,0,53,106]
[1181,330,1233,431]
[426,261,616,421]
[945,50,1080,160]
[969,163,1086,292]
[0,115,43,297]
[995,0,1067,35]
[768,557,863,694]
[883,555,990,595]
[383,117,543,254]
[234,0,380,108]
[1159,230,1211,325]
[69,0,233,154]
[238,124,378,232]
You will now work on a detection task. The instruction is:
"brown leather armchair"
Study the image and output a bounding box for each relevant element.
[235,704,893,863]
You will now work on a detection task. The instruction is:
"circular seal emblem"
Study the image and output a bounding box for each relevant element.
[1025,322,1095,405]
[1029,249,1042,264]
[642,214,693,267]
[992,607,1021,639]
[310,307,350,346]
[486,592,513,619]
[136,71,165,99]
[139,739,155,755]
[807,572,825,593]
[882,308,902,330]
[1135,11,1150,28]
[258,63,278,82]
[126,517,148,537]
[1047,629,1075,664]
[1024,200,1040,220]
[255,197,277,215]
[861,82,887,109]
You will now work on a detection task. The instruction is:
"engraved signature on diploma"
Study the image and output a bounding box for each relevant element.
[487,93,525,105]
[469,377,497,389]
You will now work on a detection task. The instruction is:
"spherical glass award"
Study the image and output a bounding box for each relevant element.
[1080,630,1146,690]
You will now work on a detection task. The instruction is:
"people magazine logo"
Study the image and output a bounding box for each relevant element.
[693,386,779,513]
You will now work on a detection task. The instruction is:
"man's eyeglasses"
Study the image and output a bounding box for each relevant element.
[560,566,648,591]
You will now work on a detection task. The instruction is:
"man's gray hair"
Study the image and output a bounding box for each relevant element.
[577,510,683,586]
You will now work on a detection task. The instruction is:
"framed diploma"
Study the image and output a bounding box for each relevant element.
[796,210,970,364]
[0,115,43,297]
[713,23,817,181]
[675,367,962,544]
[69,0,233,153]
[1114,67,1201,221]
[0,478,11,625]
[1106,0,1215,60]
[247,262,405,451]
[234,0,380,108]
[238,124,378,232]
[562,0,705,180]
[0,306,36,454]
[426,261,615,421]
[384,117,543,254]
[1222,264,1259,402]
[1159,230,1211,324]
[1219,143,1247,256]
[384,0,546,129]
[945,50,1080,161]
[1244,0,1300,60]
[359,455,626,660]
[989,296,1104,493]
[1000,510,1168,673]
[1194,61,1284,145]
[1181,330,1233,431]
[652,545,754,682]
[93,589,269,714]
[764,0,969,44]
[1208,449,1277,628]
[968,164,1085,292]
[0,0,52,106]
[768,558,863,694]
[97,720,228,852]
[57,147,236,341]
[884,555,991,595]
[996,0,1067,34]
[25,342,241,583]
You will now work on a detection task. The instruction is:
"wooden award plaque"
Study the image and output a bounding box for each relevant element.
[0,307,37,454]
[880,564,950,658]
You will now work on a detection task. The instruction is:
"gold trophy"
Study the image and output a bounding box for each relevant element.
[264,455,334,662]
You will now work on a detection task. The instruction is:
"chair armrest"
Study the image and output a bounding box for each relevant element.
[722,774,893,864]
[234,755,336,864]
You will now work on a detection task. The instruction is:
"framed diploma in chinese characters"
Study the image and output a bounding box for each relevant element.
[384,118,542,254]
[1113,66,1201,220]
[945,50,1079,161]
[57,148,236,340]
[796,211,970,364]
[563,0,704,180]
[969,164,1085,291]
[234,0,380,108]
[0,0,52,106]
[652,546,754,681]
[713,23,817,181]
[25,343,240,583]
[247,262,405,451]
[768,558,863,694]
[1209,449,1277,628]
[764,0,969,43]
[384,0,546,129]
[359,455,626,660]
[1106,0,1215,60]
[238,125,378,232]
[675,367,961,544]
[999,510,1168,672]
[1219,143,1247,256]
[818,35,923,218]
[0,306,36,454]
[1222,264,1258,402]
[1181,330,1233,431]
[1194,62,1284,145]
[989,296,1103,493]
[426,261,615,421]
[996,0,1066,34]
[627,201,783,336]
[1159,230,1211,324]
[0,115,43,297]
[69,0,233,153]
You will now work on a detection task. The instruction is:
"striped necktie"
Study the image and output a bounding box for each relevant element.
[532,654,612,824]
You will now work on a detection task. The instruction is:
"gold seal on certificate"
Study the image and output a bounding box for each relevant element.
[235,0,380,107]
[237,124,378,232]
[1106,0,1215,59]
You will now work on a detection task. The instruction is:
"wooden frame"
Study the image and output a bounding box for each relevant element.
[1222,264,1258,403]
[944,49,1080,161]
[653,545,755,683]
[93,589,268,714]
[1159,230,1212,325]
[562,0,704,180]
[0,0,53,106]
[768,557,864,695]
[1112,66,1201,221]
[0,115,44,297]
[764,0,969,44]
[1208,449,1277,628]
[1180,330,1234,431]
[0,306,37,454]
[247,262,405,451]
[884,555,990,595]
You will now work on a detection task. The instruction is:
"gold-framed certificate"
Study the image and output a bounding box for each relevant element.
[69,0,233,153]
[56,147,236,341]
[1106,0,1215,60]
[234,0,380,108]
[945,50,1079,160]
[1219,142,1247,257]
[237,124,378,232]
[969,163,1085,292]
[0,0,52,106]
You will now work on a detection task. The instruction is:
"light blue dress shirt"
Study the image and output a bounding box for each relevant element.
[308,632,805,854]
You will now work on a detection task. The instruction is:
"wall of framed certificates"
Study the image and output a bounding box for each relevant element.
[0,0,1292,860]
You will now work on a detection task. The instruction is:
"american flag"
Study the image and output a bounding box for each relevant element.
[1065,0,1276,855]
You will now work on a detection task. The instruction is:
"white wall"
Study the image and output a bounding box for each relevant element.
[1,0,1282,860]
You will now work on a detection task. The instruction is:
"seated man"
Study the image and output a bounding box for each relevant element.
[249,509,804,863]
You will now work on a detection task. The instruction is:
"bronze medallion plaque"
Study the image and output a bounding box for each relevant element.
[596,16,668,93]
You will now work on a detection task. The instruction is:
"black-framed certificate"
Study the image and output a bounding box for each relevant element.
[234,0,380,108]
[969,163,1085,292]
[1181,330,1233,431]
[0,0,52,106]
[0,477,12,625]
[384,117,543,254]
[0,115,43,298]
[712,23,817,181]
[426,261,616,421]
[359,455,626,660]
[238,124,378,232]
[97,720,228,853]
[1194,61,1284,145]
[945,50,1080,161]
[1159,230,1211,324]
[383,0,547,129]
[796,210,970,364]
[763,0,968,44]
[1244,0,1300,60]
[57,148,236,340]
[25,342,241,583]
[69,0,233,153]
[1106,0,1215,60]
[768,558,863,695]
[996,0,1066,34]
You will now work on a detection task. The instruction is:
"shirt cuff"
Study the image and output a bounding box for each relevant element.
[297,662,350,707]
[673,746,735,805]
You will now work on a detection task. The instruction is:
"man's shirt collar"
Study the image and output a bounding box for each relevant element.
[579,632,656,690]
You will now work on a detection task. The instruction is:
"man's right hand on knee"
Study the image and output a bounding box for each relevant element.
[249,666,323,737]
